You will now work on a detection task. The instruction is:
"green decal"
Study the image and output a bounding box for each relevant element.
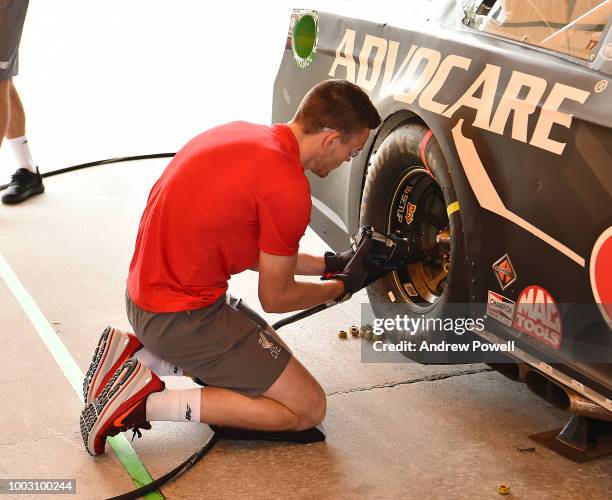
[292,11,319,69]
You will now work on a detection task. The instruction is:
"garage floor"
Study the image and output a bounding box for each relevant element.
[1,161,610,499]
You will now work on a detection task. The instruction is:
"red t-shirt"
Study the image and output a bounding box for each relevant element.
[127,122,311,312]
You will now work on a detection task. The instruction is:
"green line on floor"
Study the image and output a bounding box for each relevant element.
[0,251,164,500]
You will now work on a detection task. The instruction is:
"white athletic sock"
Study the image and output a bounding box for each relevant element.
[7,135,36,172]
[134,348,183,377]
[145,388,202,423]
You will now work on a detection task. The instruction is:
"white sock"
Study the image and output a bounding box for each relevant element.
[134,348,183,377]
[8,135,36,172]
[146,388,202,423]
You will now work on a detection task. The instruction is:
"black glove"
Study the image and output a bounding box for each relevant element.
[322,226,412,300]
[333,247,390,295]
[323,249,354,274]
[328,227,398,296]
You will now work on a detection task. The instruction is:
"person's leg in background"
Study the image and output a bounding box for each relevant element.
[1,0,44,205]
[1,79,44,204]
[0,79,10,148]
[6,80,36,172]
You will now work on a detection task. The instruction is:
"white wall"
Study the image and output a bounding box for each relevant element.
[0,1,428,176]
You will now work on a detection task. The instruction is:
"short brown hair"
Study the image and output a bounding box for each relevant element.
[294,79,381,138]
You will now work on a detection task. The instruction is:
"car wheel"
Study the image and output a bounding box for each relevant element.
[360,121,471,363]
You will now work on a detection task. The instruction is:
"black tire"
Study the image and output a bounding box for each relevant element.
[360,121,471,363]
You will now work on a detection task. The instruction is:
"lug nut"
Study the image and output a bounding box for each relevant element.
[360,324,373,340]
[497,484,510,495]
[436,229,450,246]
[338,330,348,339]
[349,326,360,337]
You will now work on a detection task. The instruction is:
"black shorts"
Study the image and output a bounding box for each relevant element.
[0,0,29,80]
[126,291,292,397]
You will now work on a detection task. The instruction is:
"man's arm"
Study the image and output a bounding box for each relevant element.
[251,253,324,275]
[294,253,325,275]
[258,250,344,313]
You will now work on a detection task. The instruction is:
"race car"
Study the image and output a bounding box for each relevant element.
[272,0,612,431]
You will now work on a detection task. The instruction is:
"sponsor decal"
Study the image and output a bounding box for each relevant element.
[395,185,413,223]
[492,254,516,290]
[291,11,319,69]
[513,286,562,349]
[258,331,281,359]
[329,30,591,155]
[594,80,608,93]
[589,226,612,327]
[185,403,192,421]
[487,290,515,326]
[405,203,417,225]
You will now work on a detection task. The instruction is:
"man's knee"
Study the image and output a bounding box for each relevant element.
[264,357,327,429]
[295,383,326,430]
[310,388,327,426]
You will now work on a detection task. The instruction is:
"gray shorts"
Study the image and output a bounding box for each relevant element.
[0,0,29,80]
[125,291,293,397]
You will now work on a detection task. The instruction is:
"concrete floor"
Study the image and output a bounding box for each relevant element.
[0,160,610,499]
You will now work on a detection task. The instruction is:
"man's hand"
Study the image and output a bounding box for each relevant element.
[323,249,354,274]
[323,227,401,296]
[331,253,389,295]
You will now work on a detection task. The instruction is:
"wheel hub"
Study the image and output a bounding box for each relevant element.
[386,168,451,309]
